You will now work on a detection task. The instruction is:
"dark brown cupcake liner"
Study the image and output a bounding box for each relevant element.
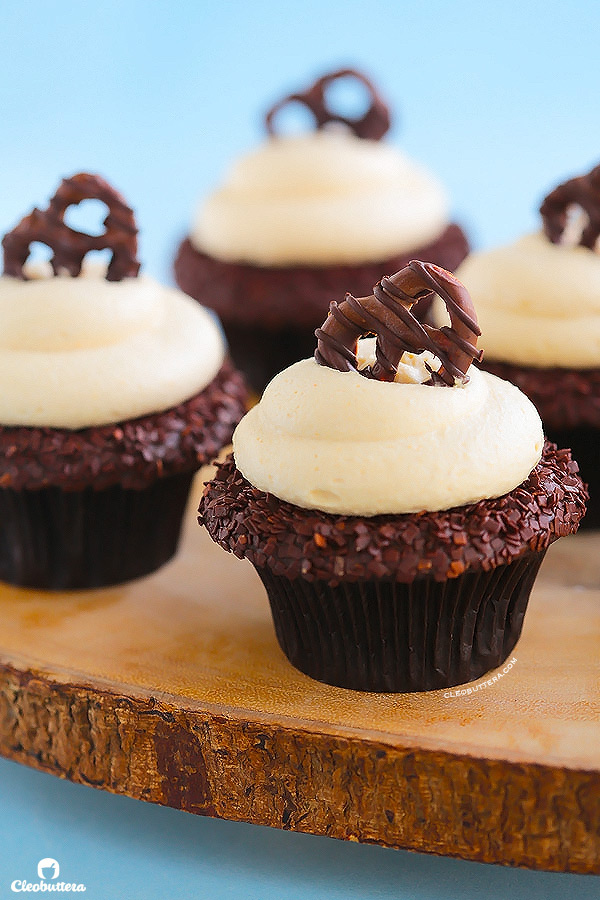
[0,472,193,590]
[218,322,318,395]
[256,550,545,692]
[544,425,600,528]
[174,226,469,391]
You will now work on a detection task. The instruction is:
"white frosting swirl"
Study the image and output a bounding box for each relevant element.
[191,130,449,266]
[233,349,543,516]
[455,232,600,367]
[0,265,225,429]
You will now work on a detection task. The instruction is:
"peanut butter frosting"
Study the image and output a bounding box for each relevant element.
[455,232,600,367]
[190,130,449,266]
[233,351,543,516]
[0,264,225,429]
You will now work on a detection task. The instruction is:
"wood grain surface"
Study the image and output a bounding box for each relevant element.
[0,474,598,873]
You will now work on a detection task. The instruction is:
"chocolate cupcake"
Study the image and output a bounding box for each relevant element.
[0,173,247,589]
[199,262,586,692]
[175,68,469,392]
[455,162,600,526]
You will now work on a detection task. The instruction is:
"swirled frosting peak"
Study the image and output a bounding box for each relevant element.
[233,349,543,516]
[0,264,225,428]
[454,164,600,368]
[190,129,450,266]
[455,232,600,368]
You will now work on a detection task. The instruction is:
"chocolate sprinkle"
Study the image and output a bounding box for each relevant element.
[0,362,247,492]
[2,173,140,281]
[199,443,586,585]
[265,68,390,141]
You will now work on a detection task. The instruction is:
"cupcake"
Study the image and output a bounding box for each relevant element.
[175,68,469,392]
[455,162,600,526]
[199,261,586,692]
[0,172,247,589]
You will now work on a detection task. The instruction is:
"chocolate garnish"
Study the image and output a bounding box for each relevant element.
[315,260,482,385]
[540,163,600,250]
[2,173,140,281]
[265,68,390,141]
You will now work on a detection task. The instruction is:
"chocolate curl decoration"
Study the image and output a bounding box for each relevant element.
[315,261,482,386]
[265,68,390,141]
[540,163,600,250]
[2,173,140,281]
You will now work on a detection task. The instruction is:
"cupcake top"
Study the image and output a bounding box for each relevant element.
[455,163,600,368]
[1,173,225,429]
[233,261,544,515]
[190,69,450,267]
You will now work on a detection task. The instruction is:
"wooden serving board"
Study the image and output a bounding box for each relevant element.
[0,473,599,874]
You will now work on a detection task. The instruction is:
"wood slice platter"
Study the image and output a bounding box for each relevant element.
[0,473,599,873]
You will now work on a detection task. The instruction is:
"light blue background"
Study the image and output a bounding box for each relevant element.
[2,1,600,281]
[1,1,600,897]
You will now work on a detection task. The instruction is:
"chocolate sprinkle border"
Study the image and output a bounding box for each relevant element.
[199,443,587,584]
[174,224,469,330]
[0,361,248,492]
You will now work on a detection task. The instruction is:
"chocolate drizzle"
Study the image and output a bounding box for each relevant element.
[265,68,390,141]
[2,173,140,281]
[315,260,482,385]
[540,162,600,250]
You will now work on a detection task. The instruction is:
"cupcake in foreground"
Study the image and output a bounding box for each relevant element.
[0,173,247,589]
[455,162,600,525]
[175,68,469,391]
[199,262,586,692]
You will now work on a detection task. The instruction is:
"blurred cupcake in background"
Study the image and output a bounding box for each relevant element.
[175,68,470,392]
[455,162,600,526]
[0,173,247,589]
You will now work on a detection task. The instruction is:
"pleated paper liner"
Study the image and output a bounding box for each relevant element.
[0,472,194,590]
[545,425,600,529]
[257,549,546,692]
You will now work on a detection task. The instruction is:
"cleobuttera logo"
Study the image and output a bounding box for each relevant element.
[37,860,59,880]
[11,858,86,892]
